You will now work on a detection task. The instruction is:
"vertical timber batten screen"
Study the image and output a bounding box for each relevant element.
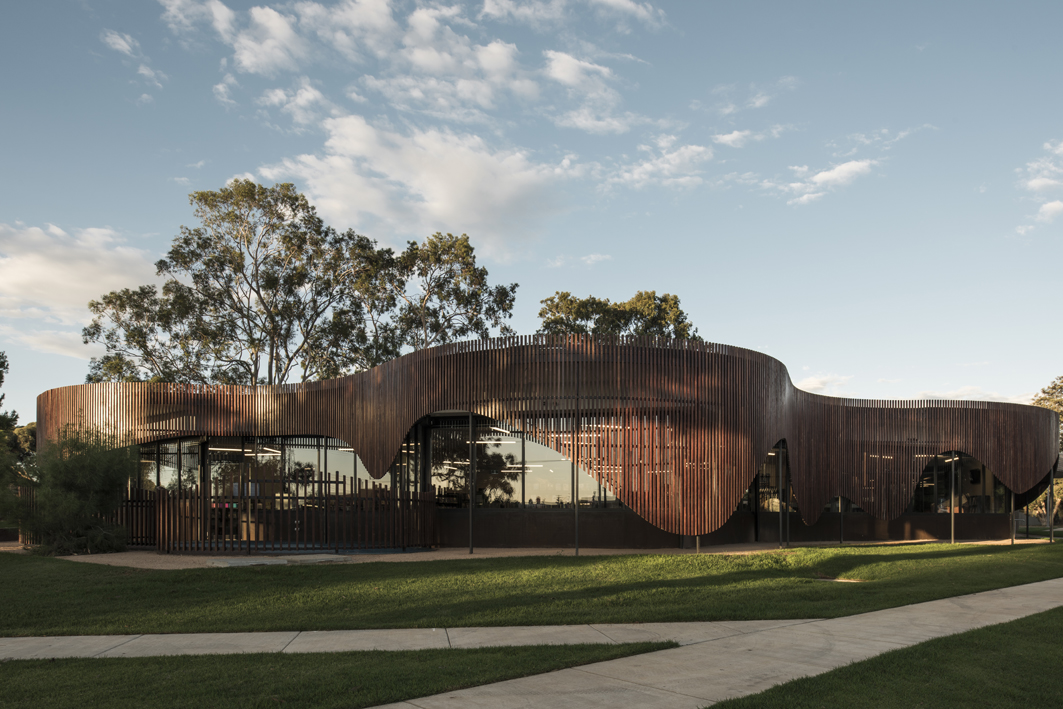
[37,336,1058,538]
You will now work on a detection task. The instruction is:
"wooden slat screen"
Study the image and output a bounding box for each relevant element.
[37,336,1059,536]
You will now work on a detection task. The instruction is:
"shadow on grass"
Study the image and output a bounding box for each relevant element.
[2,543,1062,636]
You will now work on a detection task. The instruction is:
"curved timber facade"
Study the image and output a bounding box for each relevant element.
[37,336,1059,537]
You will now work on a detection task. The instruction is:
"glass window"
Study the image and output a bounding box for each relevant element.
[911,453,1007,514]
[138,445,157,490]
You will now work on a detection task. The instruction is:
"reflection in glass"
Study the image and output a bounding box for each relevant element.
[911,453,1008,514]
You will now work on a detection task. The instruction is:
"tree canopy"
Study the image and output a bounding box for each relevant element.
[0,351,18,431]
[1032,375,1063,450]
[537,290,699,340]
[392,232,518,350]
[83,181,516,385]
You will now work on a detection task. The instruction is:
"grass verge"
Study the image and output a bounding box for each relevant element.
[713,604,1063,708]
[0,642,673,709]
[2,542,1063,636]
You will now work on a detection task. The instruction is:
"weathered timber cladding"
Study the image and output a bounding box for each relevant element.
[37,336,1058,535]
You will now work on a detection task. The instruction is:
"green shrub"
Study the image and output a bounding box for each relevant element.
[1,425,137,555]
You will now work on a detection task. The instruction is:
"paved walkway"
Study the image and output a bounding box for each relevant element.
[3,578,1062,706]
[0,620,810,660]
[382,577,1063,708]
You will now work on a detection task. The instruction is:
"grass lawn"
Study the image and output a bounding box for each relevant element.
[714,604,1063,708]
[2,542,1063,637]
[0,642,673,709]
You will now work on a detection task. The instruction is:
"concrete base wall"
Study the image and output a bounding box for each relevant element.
[438,507,1011,548]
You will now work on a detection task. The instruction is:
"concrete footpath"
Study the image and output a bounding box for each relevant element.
[383,577,1063,708]
[2,578,1062,707]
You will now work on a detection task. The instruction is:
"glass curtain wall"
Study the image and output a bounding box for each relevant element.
[911,452,1008,514]
[428,414,621,509]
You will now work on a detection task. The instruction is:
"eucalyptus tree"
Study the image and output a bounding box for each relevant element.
[84,180,399,384]
[537,290,699,340]
[391,232,518,351]
[84,183,518,384]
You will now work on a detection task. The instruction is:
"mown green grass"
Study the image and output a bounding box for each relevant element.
[714,603,1063,708]
[0,642,673,709]
[2,543,1062,637]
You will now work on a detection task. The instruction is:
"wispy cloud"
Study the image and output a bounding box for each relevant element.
[0,223,158,358]
[100,29,139,57]
[1014,139,1063,234]
[547,253,613,267]
[796,373,853,396]
[761,159,878,206]
[100,28,167,97]
[259,115,579,256]
[607,134,711,188]
[916,385,1031,405]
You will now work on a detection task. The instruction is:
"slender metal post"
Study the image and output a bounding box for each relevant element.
[521,421,526,509]
[574,373,580,557]
[950,453,956,545]
[783,446,790,548]
[1026,503,1030,539]
[777,449,783,548]
[1050,466,1056,544]
[468,413,475,554]
[839,496,844,544]
[1010,488,1015,545]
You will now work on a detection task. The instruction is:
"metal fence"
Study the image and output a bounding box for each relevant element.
[15,477,437,554]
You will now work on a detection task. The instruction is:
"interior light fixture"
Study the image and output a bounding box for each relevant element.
[209,447,244,452]
[338,447,354,452]
[490,426,511,434]
[465,440,516,444]
[262,447,282,454]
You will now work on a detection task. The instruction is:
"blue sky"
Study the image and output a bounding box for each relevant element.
[2,0,1061,423]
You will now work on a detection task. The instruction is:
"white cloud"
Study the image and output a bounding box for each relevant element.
[916,385,1031,405]
[1036,200,1063,223]
[607,134,711,189]
[159,0,237,42]
[764,160,877,206]
[810,159,875,187]
[295,0,399,62]
[587,0,665,27]
[480,0,664,29]
[829,125,935,158]
[137,64,166,89]
[712,130,753,148]
[258,76,338,127]
[172,177,191,185]
[708,76,798,116]
[213,72,239,106]
[787,192,824,206]
[136,93,155,105]
[187,159,207,169]
[1027,177,1063,191]
[100,29,140,57]
[259,115,574,254]
[796,373,853,396]
[481,0,568,25]
[0,323,104,360]
[544,50,636,134]
[101,28,167,96]
[547,253,613,267]
[232,6,309,75]
[1014,140,1063,232]
[0,224,158,335]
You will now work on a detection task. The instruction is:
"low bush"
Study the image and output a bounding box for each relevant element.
[0,425,137,555]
